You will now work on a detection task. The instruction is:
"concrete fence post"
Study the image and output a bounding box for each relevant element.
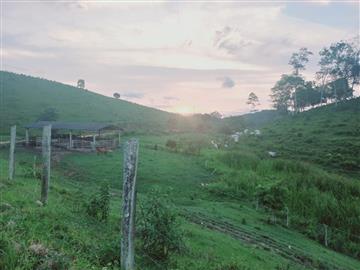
[41,125,52,205]
[8,125,16,180]
[121,139,139,270]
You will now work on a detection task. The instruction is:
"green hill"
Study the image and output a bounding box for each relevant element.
[224,98,360,177]
[0,71,172,133]
[223,109,282,130]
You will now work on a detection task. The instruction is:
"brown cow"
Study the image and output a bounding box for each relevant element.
[96,147,112,155]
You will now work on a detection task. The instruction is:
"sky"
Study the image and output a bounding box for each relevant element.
[1,0,359,116]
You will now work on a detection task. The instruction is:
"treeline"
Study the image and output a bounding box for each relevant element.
[271,38,359,113]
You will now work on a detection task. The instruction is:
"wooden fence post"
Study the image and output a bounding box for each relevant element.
[8,125,16,180]
[41,125,52,205]
[121,139,139,270]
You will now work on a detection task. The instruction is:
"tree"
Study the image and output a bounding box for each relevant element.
[270,74,305,113]
[327,78,353,101]
[113,92,120,99]
[318,39,359,93]
[77,79,85,89]
[210,111,222,119]
[294,81,321,111]
[246,92,260,112]
[289,48,313,75]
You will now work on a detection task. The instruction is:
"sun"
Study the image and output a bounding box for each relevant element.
[174,106,193,115]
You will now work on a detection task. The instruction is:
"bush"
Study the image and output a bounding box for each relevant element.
[98,239,120,266]
[166,140,177,151]
[138,189,183,263]
[86,183,110,222]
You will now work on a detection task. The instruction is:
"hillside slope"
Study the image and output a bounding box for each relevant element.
[223,109,282,130]
[0,71,172,133]
[260,98,360,176]
[226,98,360,177]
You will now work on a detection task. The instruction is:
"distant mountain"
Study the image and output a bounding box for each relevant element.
[0,71,172,133]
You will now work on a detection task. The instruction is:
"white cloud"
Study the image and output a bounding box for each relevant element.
[2,1,358,114]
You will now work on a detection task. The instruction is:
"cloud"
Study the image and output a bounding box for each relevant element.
[2,1,357,115]
[164,96,180,101]
[122,92,145,99]
[220,77,235,88]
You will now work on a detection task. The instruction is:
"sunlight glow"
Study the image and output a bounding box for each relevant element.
[173,106,194,116]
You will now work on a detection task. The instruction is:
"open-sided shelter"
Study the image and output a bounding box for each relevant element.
[24,121,122,151]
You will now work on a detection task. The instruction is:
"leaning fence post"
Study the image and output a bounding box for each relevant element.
[41,125,52,205]
[8,125,16,180]
[121,139,139,270]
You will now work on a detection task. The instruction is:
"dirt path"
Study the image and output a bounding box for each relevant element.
[184,211,348,270]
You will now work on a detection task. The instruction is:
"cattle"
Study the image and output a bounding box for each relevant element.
[96,147,112,155]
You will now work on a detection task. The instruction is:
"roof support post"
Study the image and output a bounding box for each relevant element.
[92,134,96,151]
[25,128,29,146]
[41,125,51,205]
[69,131,73,149]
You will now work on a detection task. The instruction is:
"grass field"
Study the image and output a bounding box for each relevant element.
[1,134,359,269]
[1,72,360,269]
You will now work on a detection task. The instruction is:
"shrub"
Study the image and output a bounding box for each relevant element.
[37,251,71,270]
[98,239,120,266]
[258,184,288,210]
[166,140,177,151]
[138,189,183,263]
[86,183,110,222]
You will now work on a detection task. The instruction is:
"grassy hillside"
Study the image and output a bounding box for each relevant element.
[223,110,282,130]
[1,72,359,269]
[0,71,172,133]
[224,98,360,177]
[1,138,359,269]
[261,98,359,176]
